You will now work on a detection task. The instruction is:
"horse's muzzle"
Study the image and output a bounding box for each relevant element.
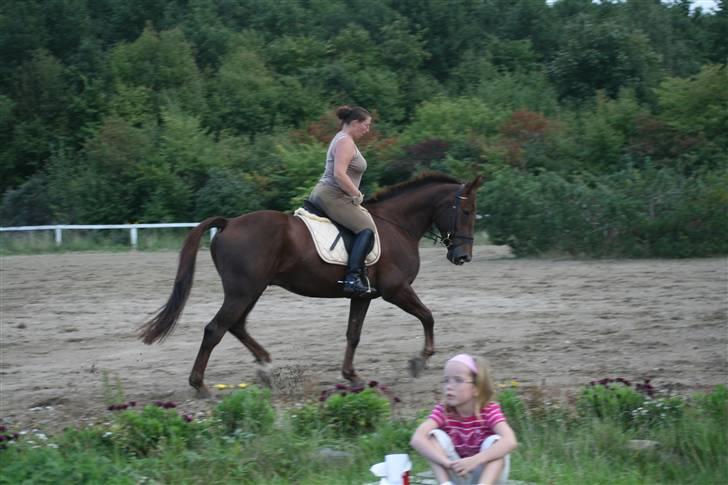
[447,248,472,265]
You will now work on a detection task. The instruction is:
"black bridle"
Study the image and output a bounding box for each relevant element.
[373,184,474,249]
[426,184,475,250]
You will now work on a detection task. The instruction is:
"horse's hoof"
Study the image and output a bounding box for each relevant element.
[408,357,427,377]
[256,367,272,388]
[343,371,361,383]
[195,386,212,399]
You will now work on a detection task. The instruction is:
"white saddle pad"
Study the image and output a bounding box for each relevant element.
[294,208,381,266]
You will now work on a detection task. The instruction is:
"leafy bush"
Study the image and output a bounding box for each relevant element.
[479,166,728,257]
[213,387,275,436]
[322,388,390,437]
[577,380,645,428]
[194,167,264,219]
[110,404,195,456]
[289,386,392,438]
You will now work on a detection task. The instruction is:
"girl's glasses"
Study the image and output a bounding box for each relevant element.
[441,376,474,386]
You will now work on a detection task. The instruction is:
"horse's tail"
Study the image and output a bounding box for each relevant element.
[138,216,228,344]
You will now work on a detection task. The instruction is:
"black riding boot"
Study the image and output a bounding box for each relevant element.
[342,229,376,295]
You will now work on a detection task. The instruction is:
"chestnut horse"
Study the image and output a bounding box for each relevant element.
[139,172,483,396]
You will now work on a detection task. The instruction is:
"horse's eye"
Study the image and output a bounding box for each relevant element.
[462,209,471,216]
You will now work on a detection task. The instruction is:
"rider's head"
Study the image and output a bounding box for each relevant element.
[336,105,371,139]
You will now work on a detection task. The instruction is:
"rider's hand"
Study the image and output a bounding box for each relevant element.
[351,192,364,206]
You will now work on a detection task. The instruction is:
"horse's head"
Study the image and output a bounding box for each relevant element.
[434,175,484,265]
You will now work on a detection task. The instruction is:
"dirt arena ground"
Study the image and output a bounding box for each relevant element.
[1,247,726,432]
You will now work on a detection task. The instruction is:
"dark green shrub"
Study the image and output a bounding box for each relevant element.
[213,386,275,436]
[110,405,194,456]
[323,388,390,437]
[576,381,645,428]
[479,166,728,257]
[287,403,324,437]
[289,383,395,438]
[194,167,264,219]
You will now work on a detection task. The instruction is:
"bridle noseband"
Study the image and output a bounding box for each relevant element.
[429,185,474,250]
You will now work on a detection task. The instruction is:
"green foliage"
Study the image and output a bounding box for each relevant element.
[195,167,264,218]
[110,405,194,456]
[400,97,505,147]
[213,387,276,436]
[630,396,685,429]
[479,166,728,257]
[1,382,727,484]
[692,384,728,424]
[0,174,52,225]
[287,403,324,437]
[109,26,205,118]
[288,388,391,438]
[498,388,528,433]
[656,64,728,147]
[577,382,646,428]
[1,0,725,261]
[322,388,391,437]
[548,18,661,101]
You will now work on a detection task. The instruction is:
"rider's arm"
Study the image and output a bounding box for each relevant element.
[333,136,363,199]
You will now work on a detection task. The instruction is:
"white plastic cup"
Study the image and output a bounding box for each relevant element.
[384,454,410,485]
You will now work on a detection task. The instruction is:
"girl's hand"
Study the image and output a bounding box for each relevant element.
[450,456,480,476]
[351,192,364,205]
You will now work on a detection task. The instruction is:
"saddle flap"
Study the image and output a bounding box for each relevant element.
[294,207,381,267]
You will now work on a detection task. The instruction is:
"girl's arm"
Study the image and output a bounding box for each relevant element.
[473,421,518,465]
[333,136,362,199]
[409,418,452,468]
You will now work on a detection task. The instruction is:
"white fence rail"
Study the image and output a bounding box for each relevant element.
[0,223,215,248]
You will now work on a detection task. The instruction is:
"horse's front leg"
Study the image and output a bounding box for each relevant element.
[342,298,371,382]
[383,284,435,377]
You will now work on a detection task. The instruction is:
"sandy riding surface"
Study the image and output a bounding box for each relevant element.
[1,248,726,432]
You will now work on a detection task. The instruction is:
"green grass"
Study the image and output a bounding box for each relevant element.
[1,384,726,484]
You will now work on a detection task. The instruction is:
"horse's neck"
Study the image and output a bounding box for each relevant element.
[372,185,454,240]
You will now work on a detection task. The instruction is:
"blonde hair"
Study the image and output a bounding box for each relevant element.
[444,355,496,418]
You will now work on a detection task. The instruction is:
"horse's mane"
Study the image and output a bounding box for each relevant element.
[366,172,461,204]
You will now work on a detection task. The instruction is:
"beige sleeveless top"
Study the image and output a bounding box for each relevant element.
[318,131,367,190]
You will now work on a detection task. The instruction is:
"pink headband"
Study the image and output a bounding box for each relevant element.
[448,354,478,374]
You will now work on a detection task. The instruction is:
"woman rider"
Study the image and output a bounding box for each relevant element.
[310,105,377,295]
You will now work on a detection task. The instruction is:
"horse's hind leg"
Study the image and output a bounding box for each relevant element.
[342,298,371,382]
[228,302,271,365]
[189,295,253,397]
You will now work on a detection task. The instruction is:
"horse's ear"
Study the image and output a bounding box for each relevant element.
[464,175,484,195]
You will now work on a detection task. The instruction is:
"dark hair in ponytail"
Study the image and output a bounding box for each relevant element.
[335,105,370,126]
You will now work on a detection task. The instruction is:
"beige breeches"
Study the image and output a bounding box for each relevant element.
[310,183,376,234]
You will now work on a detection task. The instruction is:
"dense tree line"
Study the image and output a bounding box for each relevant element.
[1,0,726,256]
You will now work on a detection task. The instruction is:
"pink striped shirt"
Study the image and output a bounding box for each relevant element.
[428,402,506,458]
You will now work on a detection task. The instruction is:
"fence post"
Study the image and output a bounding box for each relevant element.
[210,227,218,240]
[55,226,62,246]
[130,226,138,248]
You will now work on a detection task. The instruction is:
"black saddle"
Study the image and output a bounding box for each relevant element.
[302,199,357,254]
